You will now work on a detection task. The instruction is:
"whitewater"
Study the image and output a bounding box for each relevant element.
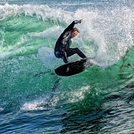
[0,0,134,133]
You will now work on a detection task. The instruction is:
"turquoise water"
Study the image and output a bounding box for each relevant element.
[0,0,134,133]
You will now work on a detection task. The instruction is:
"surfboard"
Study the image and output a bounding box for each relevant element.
[55,58,94,76]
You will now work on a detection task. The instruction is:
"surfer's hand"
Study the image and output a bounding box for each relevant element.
[74,20,82,24]
[79,19,82,23]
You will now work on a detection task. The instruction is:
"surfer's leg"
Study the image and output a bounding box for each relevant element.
[54,50,69,63]
[62,51,69,63]
[66,48,87,58]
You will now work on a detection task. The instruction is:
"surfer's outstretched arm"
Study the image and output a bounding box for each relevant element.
[63,20,82,33]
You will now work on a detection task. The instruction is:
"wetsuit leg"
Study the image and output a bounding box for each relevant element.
[62,50,69,63]
[66,48,87,58]
[54,50,69,63]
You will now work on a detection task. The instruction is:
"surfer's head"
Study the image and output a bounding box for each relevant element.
[71,28,79,38]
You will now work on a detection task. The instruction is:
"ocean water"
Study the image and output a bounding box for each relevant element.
[0,0,134,133]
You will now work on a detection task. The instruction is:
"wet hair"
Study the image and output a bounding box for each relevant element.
[72,27,79,33]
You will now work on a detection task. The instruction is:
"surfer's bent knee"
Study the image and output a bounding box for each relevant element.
[54,50,64,59]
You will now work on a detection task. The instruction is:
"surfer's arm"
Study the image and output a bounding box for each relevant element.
[64,20,82,33]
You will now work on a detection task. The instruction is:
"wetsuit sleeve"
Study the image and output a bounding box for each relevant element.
[63,20,81,33]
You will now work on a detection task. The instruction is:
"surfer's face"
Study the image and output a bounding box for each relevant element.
[71,31,78,38]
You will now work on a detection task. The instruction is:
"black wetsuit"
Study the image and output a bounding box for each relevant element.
[54,20,87,63]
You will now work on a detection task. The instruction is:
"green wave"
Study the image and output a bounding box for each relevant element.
[0,4,134,112]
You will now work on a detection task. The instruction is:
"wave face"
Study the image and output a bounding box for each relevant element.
[0,1,134,133]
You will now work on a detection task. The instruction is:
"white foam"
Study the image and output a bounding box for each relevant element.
[27,26,63,39]
[21,95,59,111]
[21,99,45,111]
[68,86,90,103]
[0,3,133,67]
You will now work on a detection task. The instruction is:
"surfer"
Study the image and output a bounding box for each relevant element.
[54,20,87,63]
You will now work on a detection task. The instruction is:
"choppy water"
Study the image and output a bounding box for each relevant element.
[0,0,134,133]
